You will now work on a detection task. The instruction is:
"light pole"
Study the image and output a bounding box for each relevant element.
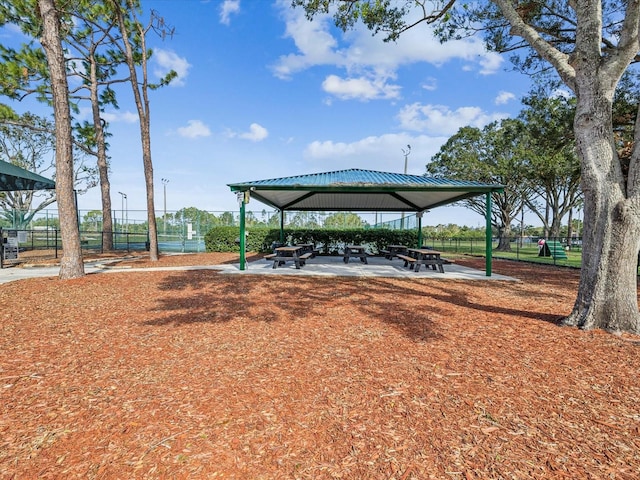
[161,178,169,235]
[402,144,411,175]
[401,145,411,230]
[118,191,127,232]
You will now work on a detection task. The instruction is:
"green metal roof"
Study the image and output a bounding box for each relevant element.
[0,159,56,191]
[228,168,503,212]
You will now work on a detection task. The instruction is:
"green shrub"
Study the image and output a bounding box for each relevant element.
[204,226,280,252]
[204,226,420,254]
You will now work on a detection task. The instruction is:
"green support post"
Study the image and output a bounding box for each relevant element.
[485,192,492,276]
[417,211,423,247]
[239,194,246,271]
[279,210,284,243]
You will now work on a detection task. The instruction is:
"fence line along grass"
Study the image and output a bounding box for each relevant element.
[5,226,590,270]
[422,237,584,269]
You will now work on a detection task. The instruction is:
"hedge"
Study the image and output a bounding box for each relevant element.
[204,226,420,254]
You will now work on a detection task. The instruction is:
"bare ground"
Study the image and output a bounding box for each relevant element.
[1,253,639,479]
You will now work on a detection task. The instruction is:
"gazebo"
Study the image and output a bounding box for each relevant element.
[0,159,56,268]
[228,168,503,274]
[0,159,56,191]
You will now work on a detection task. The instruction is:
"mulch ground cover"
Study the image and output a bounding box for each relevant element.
[1,253,639,479]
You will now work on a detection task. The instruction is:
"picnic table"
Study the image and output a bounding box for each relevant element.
[265,246,312,269]
[381,244,407,260]
[295,243,316,258]
[396,248,445,273]
[343,245,368,264]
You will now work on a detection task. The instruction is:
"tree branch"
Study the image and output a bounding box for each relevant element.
[493,0,576,91]
[602,0,640,84]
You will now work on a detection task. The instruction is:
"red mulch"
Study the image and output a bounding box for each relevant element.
[1,253,639,479]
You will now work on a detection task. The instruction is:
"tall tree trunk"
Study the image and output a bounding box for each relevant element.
[98,141,113,251]
[37,0,84,279]
[495,206,513,251]
[113,0,159,260]
[492,0,640,333]
[563,88,640,333]
[139,22,159,261]
[88,54,113,251]
[544,198,550,237]
[141,109,158,260]
[566,208,573,249]
[548,215,563,239]
[495,224,512,251]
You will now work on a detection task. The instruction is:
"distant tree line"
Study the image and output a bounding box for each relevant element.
[427,83,639,252]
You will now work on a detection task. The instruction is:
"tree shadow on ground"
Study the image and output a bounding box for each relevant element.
[141,271,442,341]
[140,269,564,342]
[370,277,565,326]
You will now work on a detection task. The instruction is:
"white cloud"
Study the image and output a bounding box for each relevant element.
[322,74,401,101]
[101,111,139,123]
[495,91,516,105]
[397,103,509,136]
[345,20,502,74]
[303,133,449,173]
[220,0,240,25]
[177,120,211,139]
[477,53,504,75]
[422,77,438,91]
[271,8,340,80]
[225,123,269,142]
[272,2,504,99]
[153,48,191,86]
[241,123,268,141]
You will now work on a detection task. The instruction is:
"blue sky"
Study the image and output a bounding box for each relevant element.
[4,0,536,226]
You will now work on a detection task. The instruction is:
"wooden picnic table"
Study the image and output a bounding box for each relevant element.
[381,244,407,259]
[265,246,313,269]
[397,248,445,273]
[343,245,368,264]
[295,243,316,258]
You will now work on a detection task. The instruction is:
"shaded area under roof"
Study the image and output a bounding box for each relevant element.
[228,168,503,212]
[0,159,56,191]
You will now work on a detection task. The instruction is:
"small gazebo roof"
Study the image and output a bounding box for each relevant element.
[0,159,56,191]
[228,168,503,212]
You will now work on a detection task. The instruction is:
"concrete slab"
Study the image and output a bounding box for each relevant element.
[226,255,517,281]
[0,255,518,284]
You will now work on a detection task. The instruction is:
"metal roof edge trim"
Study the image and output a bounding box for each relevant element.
[229,184,503,192]
[227,168,504,191]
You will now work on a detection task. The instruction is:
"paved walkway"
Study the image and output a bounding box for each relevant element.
[239,255,516,280]
[0,255,517,284]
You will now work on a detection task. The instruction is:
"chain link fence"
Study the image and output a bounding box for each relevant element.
[0,208,419,264]
[1,207,589,269]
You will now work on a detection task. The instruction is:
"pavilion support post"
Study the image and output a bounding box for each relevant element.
[239,193,247,271]
[417,211,423,247]
[279,210,284,243]
[485,192,492,276]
